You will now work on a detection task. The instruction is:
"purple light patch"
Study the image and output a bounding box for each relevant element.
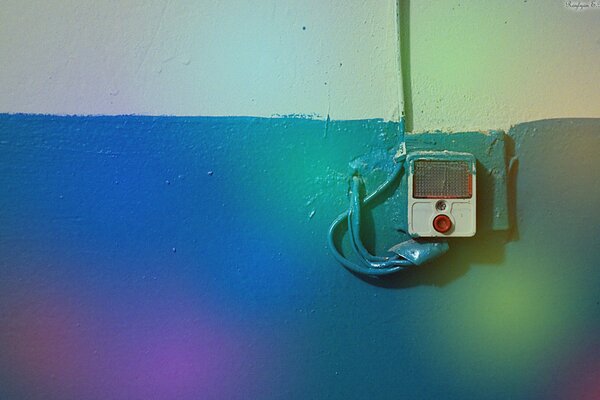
[553,340,600,400]
[108,316,245,399]
[0,283,263,400]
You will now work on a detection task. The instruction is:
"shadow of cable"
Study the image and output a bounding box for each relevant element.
[352,229,509,289]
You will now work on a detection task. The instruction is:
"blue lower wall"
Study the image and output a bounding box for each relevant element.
[0,115,598,399]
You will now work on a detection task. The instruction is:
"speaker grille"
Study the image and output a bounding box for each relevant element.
[413,160,472,199]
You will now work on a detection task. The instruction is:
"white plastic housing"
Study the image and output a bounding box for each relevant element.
[407,152,476,237]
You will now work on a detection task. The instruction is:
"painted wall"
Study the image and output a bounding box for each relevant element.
[1,1,600,399]
[1,1,598,129]
[408,0,600,131]
[0,0,401,121]
[1,115,599,400]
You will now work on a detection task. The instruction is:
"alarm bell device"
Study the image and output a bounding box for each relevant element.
[407,151,476,237]
[328,144,477,277]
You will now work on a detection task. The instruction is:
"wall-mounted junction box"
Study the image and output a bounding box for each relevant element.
[407,151,476,237]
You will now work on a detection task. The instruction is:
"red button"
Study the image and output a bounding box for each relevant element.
[433,214,452,234]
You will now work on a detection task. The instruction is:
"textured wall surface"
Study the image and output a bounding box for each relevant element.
[1,1,599,399]
[0,0,400,120]
[1,115,599,399]
[408,0,600,132]
[1,1,598,130]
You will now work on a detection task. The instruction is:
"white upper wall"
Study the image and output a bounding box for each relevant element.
[409,0,600,132]
[0,0,401,121]
[0,0,598,130]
